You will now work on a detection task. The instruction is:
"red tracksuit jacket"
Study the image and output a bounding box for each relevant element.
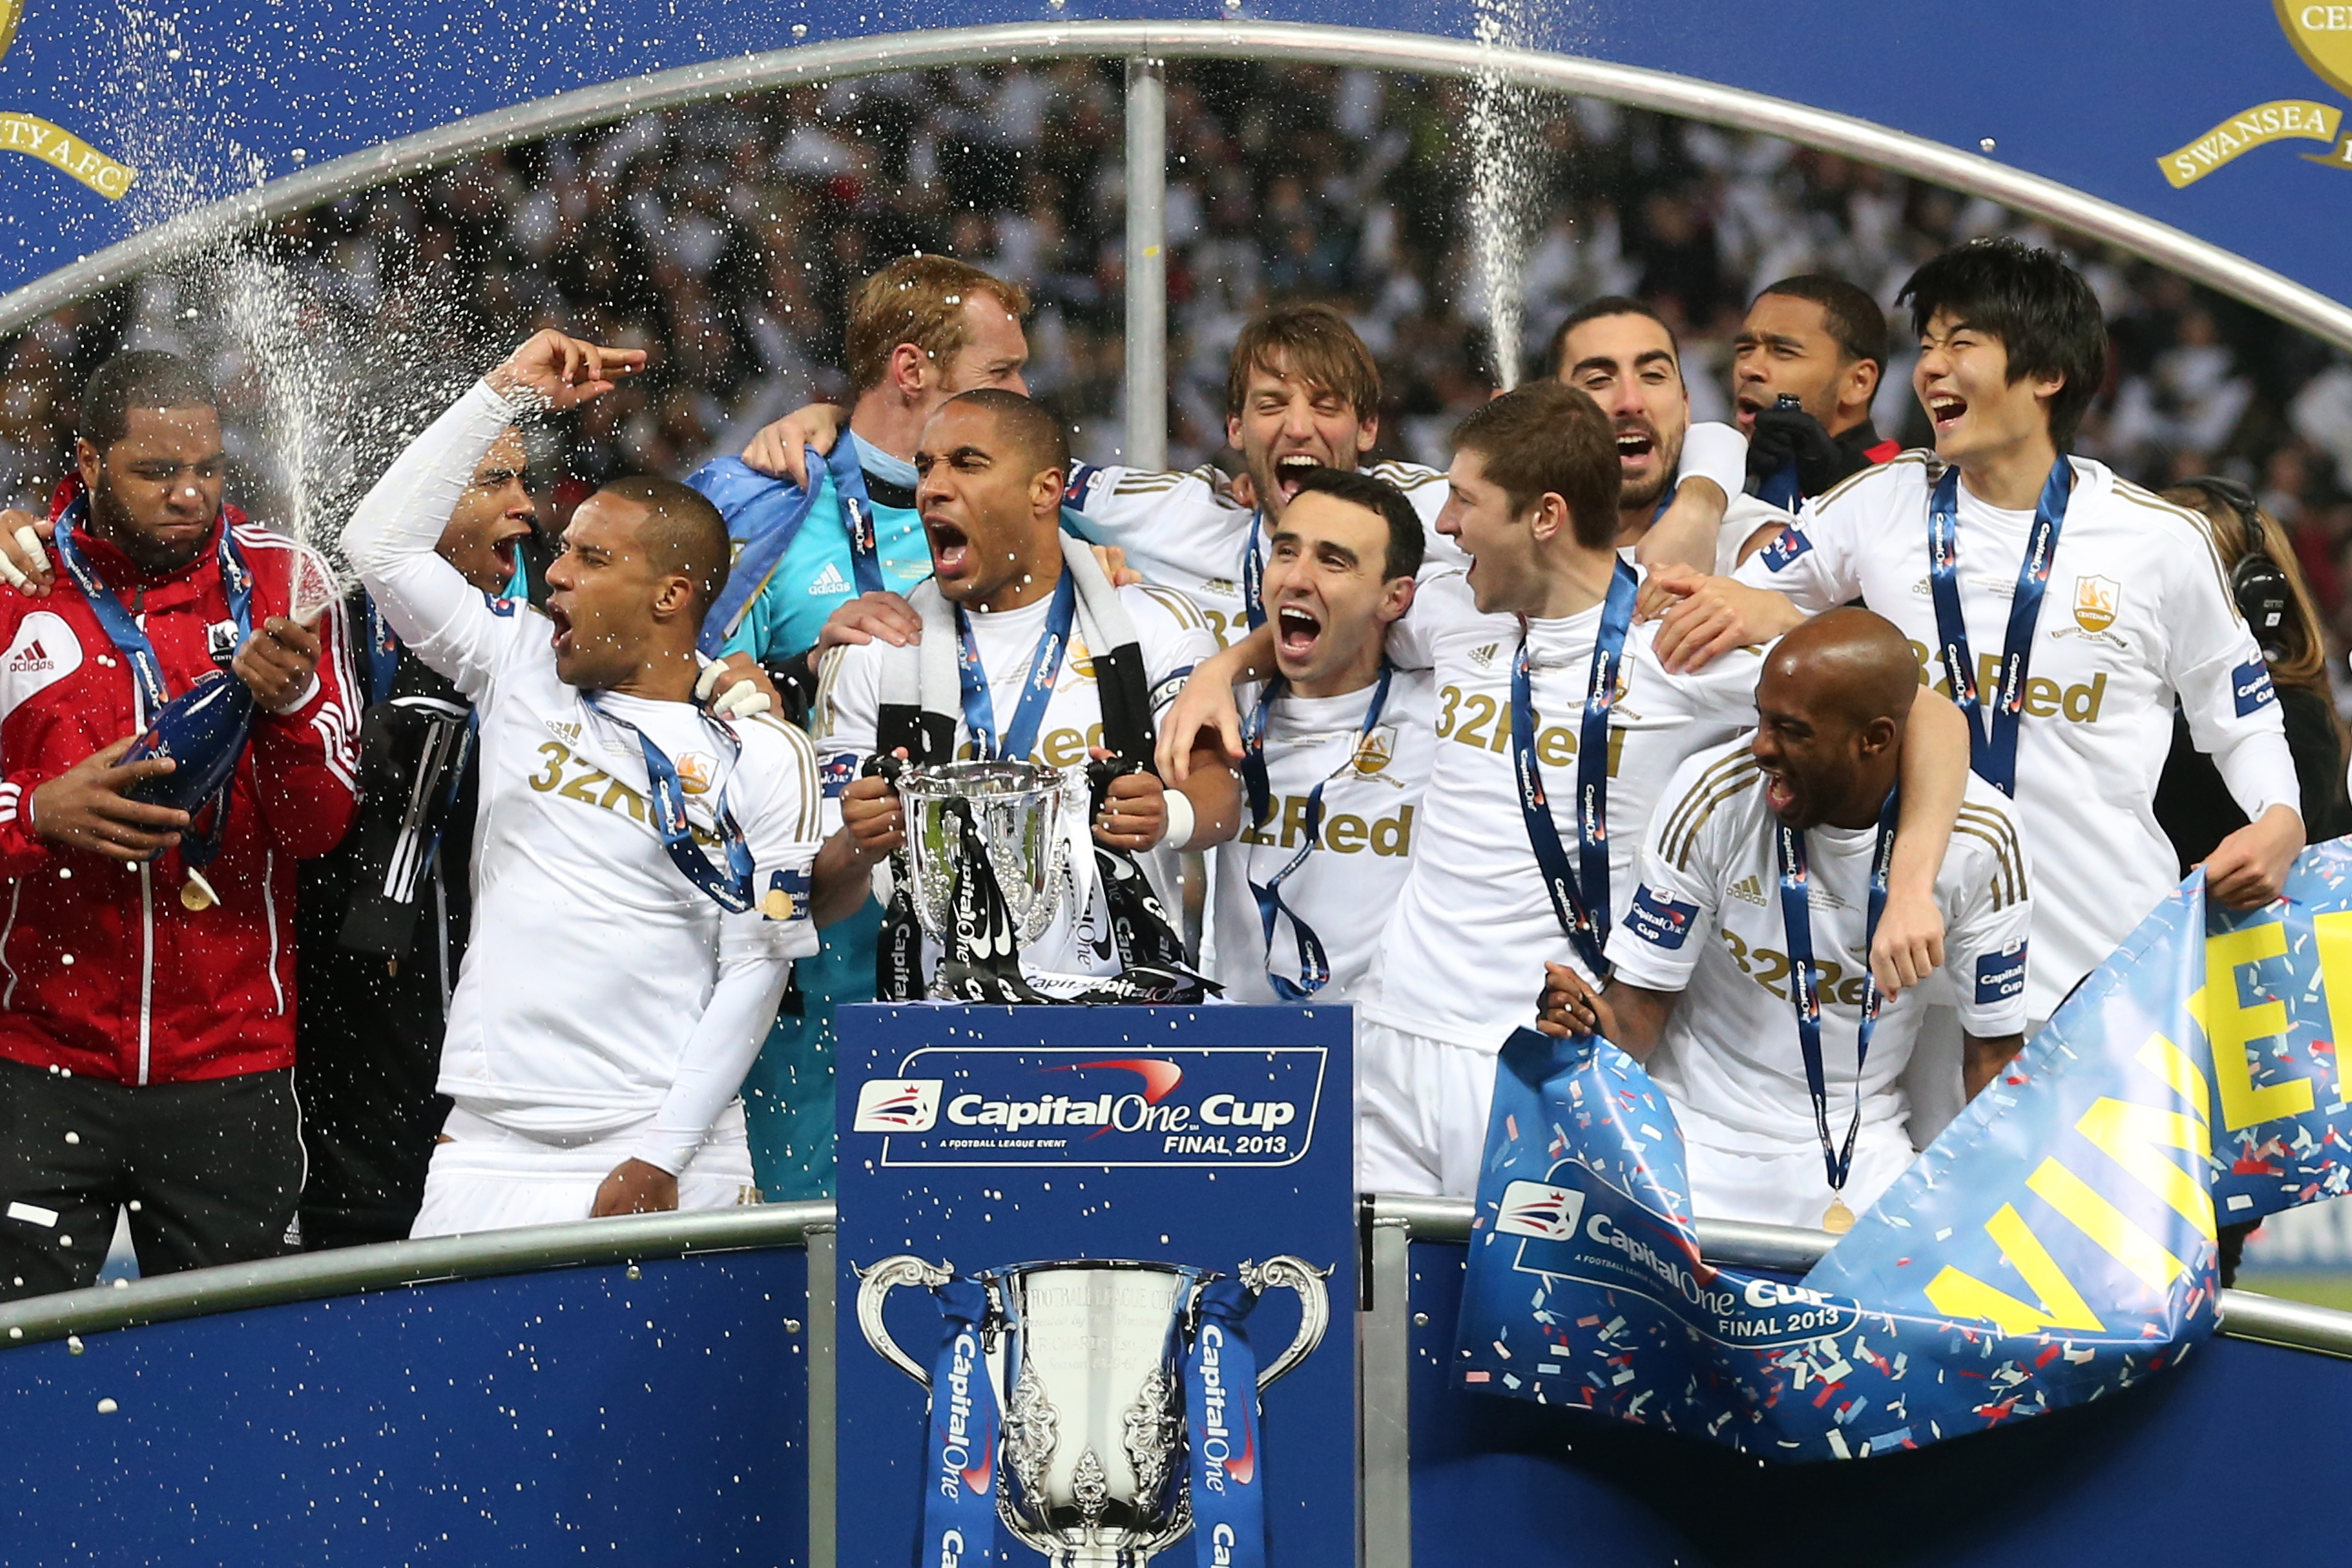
[0,498,361,1084]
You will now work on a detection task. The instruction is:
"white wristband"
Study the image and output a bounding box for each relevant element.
[1161,789,1196,851]
[1676,421,1749,500]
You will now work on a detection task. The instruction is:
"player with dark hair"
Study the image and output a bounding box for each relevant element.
[1654,238,2303,1094]
[343,331,854,1234]
[0,350,361,1298]
[1732,274,1901,506]
[1209,466,1432,1004]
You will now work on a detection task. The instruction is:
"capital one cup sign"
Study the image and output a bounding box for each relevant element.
[833,1005,1358,1568]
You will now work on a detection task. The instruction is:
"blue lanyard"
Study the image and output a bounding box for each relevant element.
[53,500,255,721]
[1926,458,2072,797]
[956,568,1077,762]
[1510,560,1638,977]
[1240,509,1269,631]
[1237,664,1393,999]
[1757,458,1803,514]
[581,694,756,914]
[364,595,401,706]
[830,438,888,598]
[1774,786,1901,1194]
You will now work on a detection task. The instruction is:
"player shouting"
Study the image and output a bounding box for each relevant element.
[343,331,856,1233]
[1164,380,1970,1196]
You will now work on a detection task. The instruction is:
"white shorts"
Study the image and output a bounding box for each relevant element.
[1357,1020,1499,1199]
[1679,1121,1917,1231]
[410,1102,761,1238]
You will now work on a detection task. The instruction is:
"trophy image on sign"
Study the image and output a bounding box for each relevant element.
[857,1255,1331,1566]
[893,758,1080,998]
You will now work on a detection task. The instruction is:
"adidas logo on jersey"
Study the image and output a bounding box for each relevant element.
[544,717,583,745]
[1727,874,1768,906]
[1470,642,1500,669]
[808,562,851,596]
[6,638,53,674]
[1204,577,1238,596]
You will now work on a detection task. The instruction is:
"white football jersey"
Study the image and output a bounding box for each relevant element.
[1210,668,1437,1005]
[813,582,1218,977]
[1063,459,1463,649]
[1734,451,2295,1018]
[1357,569,1764,1052]
[1607,740,2033,1158]
[424,601,822,1138]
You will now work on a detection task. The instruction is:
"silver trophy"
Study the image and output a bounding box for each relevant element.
[896,759,1079,995]
[857,1255,1331,1566]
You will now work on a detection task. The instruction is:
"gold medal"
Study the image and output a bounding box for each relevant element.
[1823,1197,1856,1235]
[179,867,221,913]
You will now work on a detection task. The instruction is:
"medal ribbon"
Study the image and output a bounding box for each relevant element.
[1510,559,1638,978]
[581,694,756,913]
[1774,786,1901,1195]
[921,1279,1001,1568]
[53,499,255,721]
[830,437,888,598]
[1237,664,1393,999]
[1240,509,1269,632]
[1186,1280,1267,1568]
[1926,457,2072,797]
[955,567,1077,762]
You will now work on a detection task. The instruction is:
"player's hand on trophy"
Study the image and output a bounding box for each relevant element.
[485,329,647,413]
[1538,961,1615,1040]
[840,764,907,862]
[694,652,778,719]
[1869,886,1947,996]
[234,616,323,712]
[1090,748,1168,850]
[27,735,189,861]
[1649,568,1805,673]
[590,1157,680,1217]
[0,507,54,597]
[740,402,846,485]
[818,590,921,650]
[2201,803,2304,909]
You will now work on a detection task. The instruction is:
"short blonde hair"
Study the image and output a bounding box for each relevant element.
[845,255,1030,395]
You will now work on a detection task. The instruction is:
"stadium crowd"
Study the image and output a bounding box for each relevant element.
[0,61,2345,1298]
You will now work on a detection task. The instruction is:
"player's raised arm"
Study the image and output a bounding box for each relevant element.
[343,331,644,696]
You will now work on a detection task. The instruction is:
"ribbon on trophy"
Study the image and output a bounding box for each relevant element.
[921,1278,1003,1568]
[1083,755,1216,1004]
[1184,1279,1267,1568]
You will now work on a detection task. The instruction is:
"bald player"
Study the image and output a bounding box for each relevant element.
[1539,608,2031,1230]
[345,331,856,1234]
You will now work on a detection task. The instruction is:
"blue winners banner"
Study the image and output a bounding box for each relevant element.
[835,1004,1356,1568]
[1455,843,2352,1461]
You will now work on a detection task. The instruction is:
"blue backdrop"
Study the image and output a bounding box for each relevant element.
[1,2,2348,319]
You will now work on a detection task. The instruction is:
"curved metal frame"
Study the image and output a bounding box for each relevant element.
[5,20,2352,349]
[1,1193,2343,1361]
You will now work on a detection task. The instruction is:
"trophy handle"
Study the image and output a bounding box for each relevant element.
[1238,1255,1332,1390]
[853,1254,955,1387]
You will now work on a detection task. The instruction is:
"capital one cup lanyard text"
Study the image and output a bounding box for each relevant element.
[53,502,254,876]
[956,566,1078,761]
[578,694,756,913]
[1776,787,1900,1235]
[1514,558,1638,978]
[1927,456,2073,796]
[1238,661,1394,998]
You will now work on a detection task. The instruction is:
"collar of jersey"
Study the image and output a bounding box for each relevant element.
[844,431,919,495]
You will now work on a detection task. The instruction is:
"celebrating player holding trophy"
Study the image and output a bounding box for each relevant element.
[343,331,853,1233]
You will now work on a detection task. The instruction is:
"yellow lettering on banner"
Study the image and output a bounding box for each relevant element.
[2134,1031,2213,1126]
[2307,909,2352,1105]
[2026,1157,2193,1291]
[2158,100,2343,188]
[2074,1097,2216,1240]
[2199,921,2316,1132]
[1923,1205,2106,1336]
[0,114,137,199]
